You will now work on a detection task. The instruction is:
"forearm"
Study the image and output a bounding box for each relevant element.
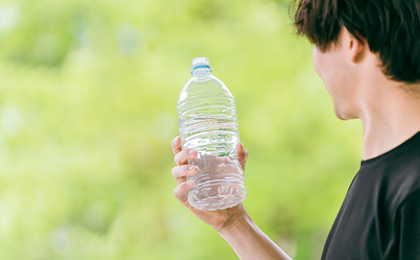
[219,210,292,260]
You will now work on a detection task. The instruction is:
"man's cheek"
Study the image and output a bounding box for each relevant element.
[313,47,324,77]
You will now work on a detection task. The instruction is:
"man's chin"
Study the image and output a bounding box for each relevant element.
[333,105,356,121]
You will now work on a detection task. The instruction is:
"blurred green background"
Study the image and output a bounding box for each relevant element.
[0,0,363,259]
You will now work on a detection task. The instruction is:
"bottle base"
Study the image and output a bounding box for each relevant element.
[188,182,247,211]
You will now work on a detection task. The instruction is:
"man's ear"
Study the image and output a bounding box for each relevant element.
[348,30,368,64]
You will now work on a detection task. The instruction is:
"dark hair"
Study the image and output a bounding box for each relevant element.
[292,0,420,84]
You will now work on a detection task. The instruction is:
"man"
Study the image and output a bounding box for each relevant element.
[171,0,420,259]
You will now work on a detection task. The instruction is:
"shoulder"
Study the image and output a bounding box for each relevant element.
[397,157,420,198]
[380,148,420,208]
[389,142,420,199]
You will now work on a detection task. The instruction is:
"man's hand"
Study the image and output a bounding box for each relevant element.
[171,136,291,259]
[171,136,249,232]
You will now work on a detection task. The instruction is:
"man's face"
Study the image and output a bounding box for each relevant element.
[313,44,359,120]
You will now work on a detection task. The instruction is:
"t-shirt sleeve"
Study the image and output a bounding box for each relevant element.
[399,191,420,260]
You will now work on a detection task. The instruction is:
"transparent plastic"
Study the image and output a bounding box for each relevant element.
[176,57,247,211]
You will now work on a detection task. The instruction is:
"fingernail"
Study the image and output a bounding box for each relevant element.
[188,166,196,172]
[172,137,178,144]
[186,181,193,188]
[189,149,196,156]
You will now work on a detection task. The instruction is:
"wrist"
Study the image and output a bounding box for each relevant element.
[217,208,292,260]
[218,209,254,239]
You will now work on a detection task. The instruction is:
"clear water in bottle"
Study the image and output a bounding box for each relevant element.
[176,57,247,211]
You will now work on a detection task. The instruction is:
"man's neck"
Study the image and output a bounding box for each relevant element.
[358,82,420,160]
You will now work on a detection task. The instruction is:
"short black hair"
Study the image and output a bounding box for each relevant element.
[292,0,420,85]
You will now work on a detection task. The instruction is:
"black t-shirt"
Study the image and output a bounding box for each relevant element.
[322,132,420,260]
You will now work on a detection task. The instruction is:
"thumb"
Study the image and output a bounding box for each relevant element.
[236,142,248,172]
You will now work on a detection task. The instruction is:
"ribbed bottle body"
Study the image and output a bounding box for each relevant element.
[177,75,246,211]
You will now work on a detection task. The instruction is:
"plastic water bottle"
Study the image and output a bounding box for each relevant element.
[176,57,247,211]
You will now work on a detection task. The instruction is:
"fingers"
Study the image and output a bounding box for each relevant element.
[173,181,194,207]
[174,148,198,166]
[171,165,198,184]
[236,142,248,163]
[171,136,182,155]
[236,142,249,171]
[171,136,198,166]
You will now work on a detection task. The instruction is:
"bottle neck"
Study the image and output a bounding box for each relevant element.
[191,64,212,78]
[192,68,212,78]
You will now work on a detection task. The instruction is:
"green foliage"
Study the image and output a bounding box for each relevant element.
[0,0,362,259]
